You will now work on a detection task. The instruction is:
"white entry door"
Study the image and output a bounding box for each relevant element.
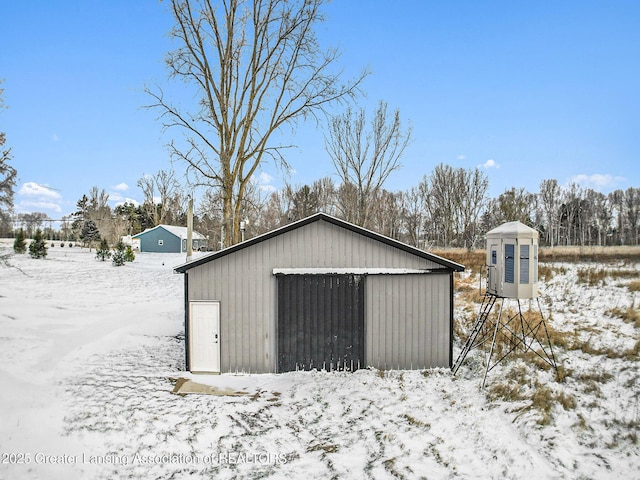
[189,301,221,373]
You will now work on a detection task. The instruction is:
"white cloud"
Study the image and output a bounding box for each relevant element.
[110,191,140,206]
[253,171,277,193]
[19,200,62,213]
[114,198,140,208]
[19,182,62,199]
[258,172,274,184]
[480,159,499,169]
[570,173,625,190]
[113,182,129,191]
[457,155,466,161]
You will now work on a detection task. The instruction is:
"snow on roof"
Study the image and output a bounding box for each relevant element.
[133,224,206,240]
[486,221,538,239]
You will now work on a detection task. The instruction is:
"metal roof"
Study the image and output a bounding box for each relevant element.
[174,212,465,273]
[486,221,539,239]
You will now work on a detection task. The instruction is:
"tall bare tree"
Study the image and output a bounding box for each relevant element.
[137,169,182,227]
[325,100,412,228]
[147,0,367,246]
[0,80,17,236]
[539,179,561,247]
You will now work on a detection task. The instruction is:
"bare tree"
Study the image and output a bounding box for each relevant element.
[456,167,488,249]
[539,179,561,247]
[88,186,112,238]
[137,169,182,227]
[0,81,17,236]
[325,100,412,228]
[146,0,367,246]
[400,185,428,248]
[423,165,456,247]
[625,187,640,245]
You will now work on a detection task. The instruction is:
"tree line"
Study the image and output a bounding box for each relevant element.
[198,169,640,250]
[4,162,640,251]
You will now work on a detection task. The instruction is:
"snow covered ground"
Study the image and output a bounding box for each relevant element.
[0,241,638,479]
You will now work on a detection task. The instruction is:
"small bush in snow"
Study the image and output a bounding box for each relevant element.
[96,238,112,261]
[124,245,135,262]
[13,229,27,254]
[60,242,65,247]
[112,251,125,266]
[28,229,48,259]
[112,240,129,267]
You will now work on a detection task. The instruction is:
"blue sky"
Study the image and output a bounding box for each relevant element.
[2,0,639,219]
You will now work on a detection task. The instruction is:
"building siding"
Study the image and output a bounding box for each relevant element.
[186,218,453,373]
[365,273,449,369]
[138,227,182,253]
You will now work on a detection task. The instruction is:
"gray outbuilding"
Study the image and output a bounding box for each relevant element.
[174,213,464,374]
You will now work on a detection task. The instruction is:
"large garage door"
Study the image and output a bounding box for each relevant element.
[277,274,365,372]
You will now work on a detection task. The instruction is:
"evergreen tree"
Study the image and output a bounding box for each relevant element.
[13,228,26,253]
[28,229,47,259]
[80,220,100,251]
[112,240,126,267]
[96,238,111,261]
[124,245,135,262]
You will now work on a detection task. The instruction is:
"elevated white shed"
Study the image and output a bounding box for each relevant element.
[486,221,539,299]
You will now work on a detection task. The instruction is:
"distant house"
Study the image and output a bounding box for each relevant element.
[174,213,465,374]
[132,225,207,253]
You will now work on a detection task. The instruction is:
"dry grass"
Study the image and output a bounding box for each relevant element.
[577,267,608,286]
[608,306,640,328]
[629,281,640,292]
[431,249,485,275]
[488,371,577,426]
[576,267,639,286]
[539,245,640,263]
[435,246,640,270]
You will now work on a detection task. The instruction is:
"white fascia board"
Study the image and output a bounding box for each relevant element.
[272,267,435,275]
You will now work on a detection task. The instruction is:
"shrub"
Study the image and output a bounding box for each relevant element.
[28,229,48,259]
[60,242,65,247]
[95,238,111,261]
[112,240,130,267]
[13,229,27,254]
[112,250,125,266]
[124,245,135,262]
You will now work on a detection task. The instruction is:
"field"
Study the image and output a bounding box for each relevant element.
[0,241,638,479]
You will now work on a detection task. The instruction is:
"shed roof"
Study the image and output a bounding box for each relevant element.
[133,224,206,240]
[486,221,539,239]
[174,213,464,273]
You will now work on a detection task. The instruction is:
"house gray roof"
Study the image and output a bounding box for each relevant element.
[174,213,464,273]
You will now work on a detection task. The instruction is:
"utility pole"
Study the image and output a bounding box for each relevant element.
[186,196,193,261]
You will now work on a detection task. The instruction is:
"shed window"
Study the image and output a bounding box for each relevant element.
[520,244,530,284]
[491,250,497,265]
[505,244,515,284]
[158,239,164,246]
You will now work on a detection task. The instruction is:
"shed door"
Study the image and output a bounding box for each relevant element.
[488,243,499,293]
[277,274,364,373]
[189,301,220,373]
